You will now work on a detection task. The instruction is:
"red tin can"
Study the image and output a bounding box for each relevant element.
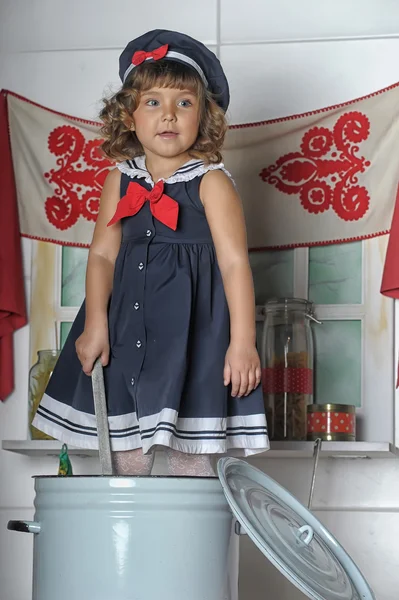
[307,404,356,441]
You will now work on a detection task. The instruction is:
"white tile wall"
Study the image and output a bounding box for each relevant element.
[0,510,35,600]
[222,38,399,123]
[248,456,399,511]
[1,1,399,599]
[0,0,217,52]
[0,49,122,119]
[220,0,399,43]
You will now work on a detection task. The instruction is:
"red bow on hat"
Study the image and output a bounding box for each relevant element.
[132,44,169,66]
[107,181,179,230]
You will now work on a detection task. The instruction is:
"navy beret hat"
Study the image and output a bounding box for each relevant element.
[119,29,230,112]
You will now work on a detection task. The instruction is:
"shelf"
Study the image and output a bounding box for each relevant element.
[257,441,399,459]
[2,440,398,459]
[2,440,98,457]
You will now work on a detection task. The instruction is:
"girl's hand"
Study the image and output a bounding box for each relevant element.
[75,325,110,376]
[224,343,261,398]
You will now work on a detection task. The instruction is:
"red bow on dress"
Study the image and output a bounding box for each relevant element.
[107,180,179,230]
[132,44,169,66]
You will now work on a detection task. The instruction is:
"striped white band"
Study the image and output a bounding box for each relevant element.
[123,50,208,87]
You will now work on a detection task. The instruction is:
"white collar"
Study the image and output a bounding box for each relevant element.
[117,155,230,186]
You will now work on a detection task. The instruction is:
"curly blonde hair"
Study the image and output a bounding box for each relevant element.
[99,61,227,164]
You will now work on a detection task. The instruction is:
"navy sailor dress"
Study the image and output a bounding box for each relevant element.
[33,156,269,456]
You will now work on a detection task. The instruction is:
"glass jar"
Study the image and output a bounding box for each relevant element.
[29,350,60,440]
[261,299,317,441]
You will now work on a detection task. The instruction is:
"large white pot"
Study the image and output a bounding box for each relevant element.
[8,475,238,600]
[8,458,377,600]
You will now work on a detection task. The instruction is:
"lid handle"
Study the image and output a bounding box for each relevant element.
[296,525,314,546]
[307,312,323,325]
[235,521,247,536]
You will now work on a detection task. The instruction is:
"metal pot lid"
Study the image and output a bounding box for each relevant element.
[217,458,375,600]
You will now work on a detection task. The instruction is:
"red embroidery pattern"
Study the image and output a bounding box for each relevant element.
[307,411,356,435]
[44,126,113,230]
[262,367,313,394]
[260,111,371,222]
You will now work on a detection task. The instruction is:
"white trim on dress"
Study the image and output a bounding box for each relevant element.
[117,157,234,187]
[33,392,270,457]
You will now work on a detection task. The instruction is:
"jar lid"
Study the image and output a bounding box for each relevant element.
[264,298,315,316]
[307,404,356,414]
[218,458,375,600]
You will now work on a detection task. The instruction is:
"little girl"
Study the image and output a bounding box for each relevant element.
[33,29,269,476]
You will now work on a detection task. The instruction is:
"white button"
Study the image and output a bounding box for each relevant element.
[131,378,135,386]
[134,302,140,310]
[138,262,144,270]
[136,340,142,348]
[146,229,152,237]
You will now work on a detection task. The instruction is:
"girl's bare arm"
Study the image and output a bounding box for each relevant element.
[76,168,122,375]
[201,169,260,398]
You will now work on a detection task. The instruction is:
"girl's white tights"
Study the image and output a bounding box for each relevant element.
[112,448,215,477]
[164,449,216,477]
[112,448,155,476]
